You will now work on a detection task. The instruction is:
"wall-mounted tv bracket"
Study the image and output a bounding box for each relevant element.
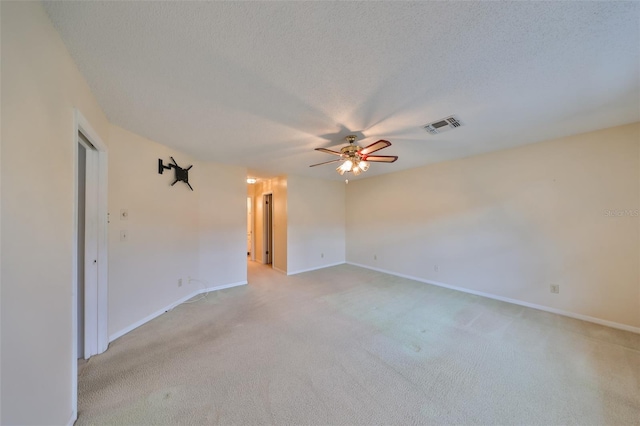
[158,156,193,191]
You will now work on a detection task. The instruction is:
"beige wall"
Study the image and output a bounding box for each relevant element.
[2,3,638,424]
[109,125,247,337]
[1,4,249,422]
[253,180,269,264]
[247,183,255,257]
[272,177,288,273]
[109,125,199,335]
[287,176,346,274]
[197,162,247,288]
[253,175,347,275]
[1,2,110,424]
[347,123,640,329]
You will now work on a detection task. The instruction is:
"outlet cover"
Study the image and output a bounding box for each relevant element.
[550,284,560,294]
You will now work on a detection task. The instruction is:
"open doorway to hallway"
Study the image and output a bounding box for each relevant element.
[246,176,287,276]
[245,191,272,265]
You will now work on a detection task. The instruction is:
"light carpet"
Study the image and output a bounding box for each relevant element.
[77,262,640,425]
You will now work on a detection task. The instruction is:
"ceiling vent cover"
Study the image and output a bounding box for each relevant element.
[423,116,462,135]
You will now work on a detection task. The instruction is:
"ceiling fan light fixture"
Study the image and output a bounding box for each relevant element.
[311,135,397,177]
[339,159,354,173]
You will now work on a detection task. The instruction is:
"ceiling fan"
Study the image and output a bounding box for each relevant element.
[310,135,398,176]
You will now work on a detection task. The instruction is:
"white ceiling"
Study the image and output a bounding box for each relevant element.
[44,1,639,181]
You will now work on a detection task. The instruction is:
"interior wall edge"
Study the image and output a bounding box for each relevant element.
[287,261,346,276]
[346,261,640,335]
[345,123,639,329]
[1,2,112,424]
[108,280,248,343]
[272,266,287,275]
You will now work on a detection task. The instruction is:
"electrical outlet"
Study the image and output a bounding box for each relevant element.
[178,278,183,287]
[550,284,560,294]
[374,254,377,261]
[321,253,324,258]
[434,265,439,272]
[120,230,128,242]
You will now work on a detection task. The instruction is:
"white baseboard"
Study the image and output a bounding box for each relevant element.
[207,281,249,291]
[109,281,248,342]
[287,261,346,276]
[346,261,640,335]
[67,410,77,426]
[272,266,287,275]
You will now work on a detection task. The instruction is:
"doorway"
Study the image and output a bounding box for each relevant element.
[247,197,253,258]
[76,132,101,359]
[77,141,87,359]
[72,110,108,422]
[264,193,273,265]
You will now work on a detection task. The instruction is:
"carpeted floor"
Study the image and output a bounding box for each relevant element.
[77,262,640,425]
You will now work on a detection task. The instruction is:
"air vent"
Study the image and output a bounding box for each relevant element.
[423,116,463,135]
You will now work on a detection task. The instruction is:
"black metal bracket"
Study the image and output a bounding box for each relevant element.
[158,157,193,191]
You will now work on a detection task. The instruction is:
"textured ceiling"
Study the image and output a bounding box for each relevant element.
[44,1,639,181]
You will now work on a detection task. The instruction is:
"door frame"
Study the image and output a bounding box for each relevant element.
[247,196,256,261]
[263,193,273,265]
[71,109,108,421]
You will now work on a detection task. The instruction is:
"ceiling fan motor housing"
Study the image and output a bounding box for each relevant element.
[341,144,361,157]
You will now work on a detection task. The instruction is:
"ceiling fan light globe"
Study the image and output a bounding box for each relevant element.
[359,160,369,172]
[339,160,353,172]
[336,165,346,175]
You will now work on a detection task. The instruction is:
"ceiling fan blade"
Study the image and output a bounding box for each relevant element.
[359,140,391,156]
[364,155,398,163]
[309,159,342,167]
[315,147,343,156]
